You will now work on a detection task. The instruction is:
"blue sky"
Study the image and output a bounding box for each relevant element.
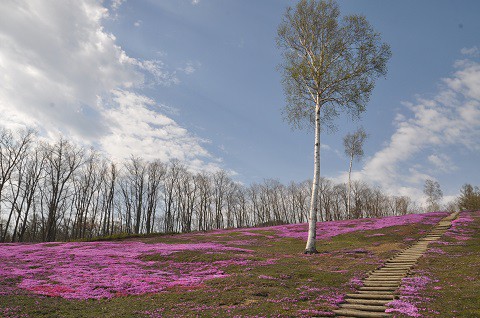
[1,0,480,205]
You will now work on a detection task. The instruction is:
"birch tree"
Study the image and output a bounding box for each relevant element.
[423,179,443,212]
[277,0,391,253]
[343,127,367,218]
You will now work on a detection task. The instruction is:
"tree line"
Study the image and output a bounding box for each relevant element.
[0,127,434,243]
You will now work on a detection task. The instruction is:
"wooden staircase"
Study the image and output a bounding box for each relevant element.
[332,212,459,317]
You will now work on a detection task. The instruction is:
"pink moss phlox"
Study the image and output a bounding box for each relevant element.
[386,299,420,317]
[444,211,476,242]
[267,297,299,304]
[246,212,447,240]
[427,247,446,254]
[0,306,29,318]
[316,292,344,306]
[348,277,364,288]
[388,271,435,317]
[139,308,165,318]
[0,241,248,299]
[297,285,322,293]
[400,275,431,296]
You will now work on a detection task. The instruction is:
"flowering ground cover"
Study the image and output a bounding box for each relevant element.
[386,210,480,317]
[1,211,476,317]
[0,242,249,299]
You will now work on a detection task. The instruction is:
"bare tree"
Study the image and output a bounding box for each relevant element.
[195,172,212,231]
[212,170,229,229]
[423,179,443,212]
[319,178,334,221]
[0,129,35,241]
[71,150,102,239]
[162,160,182,233]
[175,165,196,233]
[0,126,435,242]
[100,162,116,236]
[42,139,83,241]
[343,127,367,217]
[145,160,165,234]
[277,0,391,253]
[388,196,412,216]
[16,147,45,242]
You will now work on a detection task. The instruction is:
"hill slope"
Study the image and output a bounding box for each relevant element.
[0,211,478,317]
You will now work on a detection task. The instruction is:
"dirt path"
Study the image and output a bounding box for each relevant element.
[332,211,459,318]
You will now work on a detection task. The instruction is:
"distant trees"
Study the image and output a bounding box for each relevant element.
[0,126,420,243]
[0,129,35,242]
[423,179,443,212]
[343,128,367,218]
[276,0,391,253]
[457,184,480,211]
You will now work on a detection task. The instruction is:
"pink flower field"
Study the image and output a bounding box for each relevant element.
[0,212,450,302]
[0,241,250,299]
[242,212,447,240]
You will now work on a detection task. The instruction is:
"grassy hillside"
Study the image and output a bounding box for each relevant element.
[0,211,478,317]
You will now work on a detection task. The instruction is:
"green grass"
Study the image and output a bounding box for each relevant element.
[396,212,480,318]
[1,213,478,318]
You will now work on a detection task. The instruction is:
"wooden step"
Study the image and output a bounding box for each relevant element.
[333,308,391,317]
[383,264,413,268]
[341,303,387,312]
[367,274,404,277]
[364,279,402,283]
[345,298,391,306]
[369,272,406,276]
[363,283,399,288]
[357,290,396,295]
[386,260,417,263]
[346,293,395,300]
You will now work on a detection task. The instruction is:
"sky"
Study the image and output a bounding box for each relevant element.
[1,0,480,206]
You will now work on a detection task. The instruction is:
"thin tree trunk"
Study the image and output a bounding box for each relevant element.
[305,103,320,254]
[347,153,353,218]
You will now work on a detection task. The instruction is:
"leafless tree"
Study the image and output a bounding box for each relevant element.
[144,160,165,234]
[423,179,443,212]
[344,128,367,217]
[42,139,83,241]
[212,170,229,229]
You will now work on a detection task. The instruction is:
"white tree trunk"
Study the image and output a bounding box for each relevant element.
[305,103,321,254]
[347,153,353,218]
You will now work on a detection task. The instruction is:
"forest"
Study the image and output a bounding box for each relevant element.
[0,127,477,243]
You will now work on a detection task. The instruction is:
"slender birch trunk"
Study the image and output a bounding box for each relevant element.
[347,153,353,218]
[305,103,321,254]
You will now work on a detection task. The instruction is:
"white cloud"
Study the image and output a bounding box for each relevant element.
[191,0,200,5]
[0,0,221,173]
[134,20,142,27]
[461,46,480,57]
[178,61,201,75]
[444,59,480,101]
[183,65,196,75]
[135,59,180,86]
[320,143,331,151]
[100,90,213,171]
[110,0,126,11]
[427,154,457,173]
[347,54,480,201]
